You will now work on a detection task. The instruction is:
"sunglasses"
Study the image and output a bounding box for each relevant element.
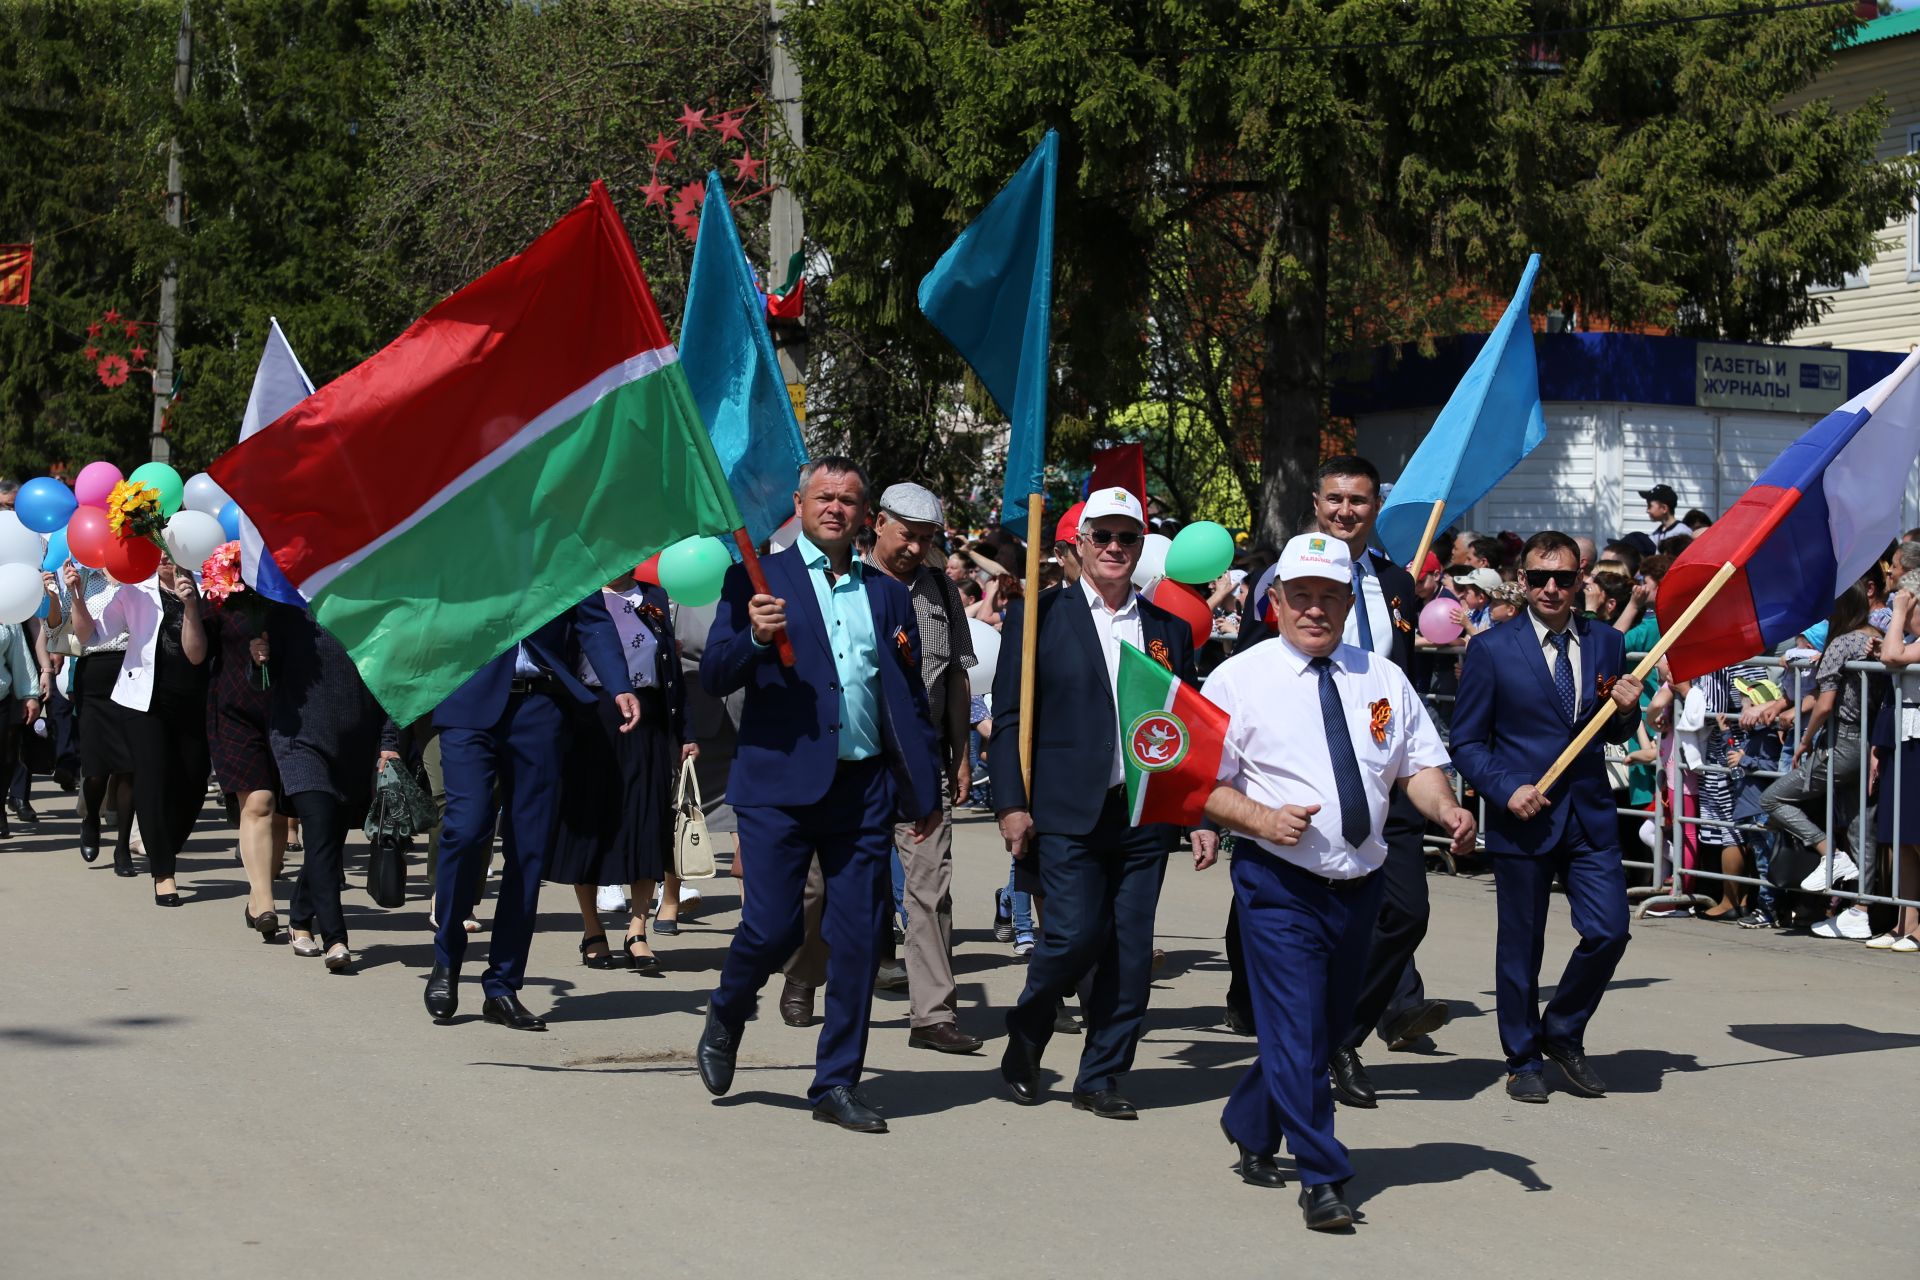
[1084,530,1142,547]
[1524,569,1579,590]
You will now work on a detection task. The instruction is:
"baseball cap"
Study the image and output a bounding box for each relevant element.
[1079,486,1144,527]
[1054,500,1086,545]
[1639,484,1678,506]
[1458,567,1502,596]
[1278,532,1352,586]
[878,482,943,527]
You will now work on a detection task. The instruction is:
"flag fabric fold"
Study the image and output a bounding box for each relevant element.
[0,243,31,308]
[1086,442,1146,512]
[679,172,808,547]
[918,130,1057,532]
[1117,640,1228,826]
[1661,349,1920,682]
[234,318,314,607]
[1374,254,1548,563]
[208,181,744,724]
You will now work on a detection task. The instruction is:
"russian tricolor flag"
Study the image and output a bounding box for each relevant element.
[1662,349,1920,682]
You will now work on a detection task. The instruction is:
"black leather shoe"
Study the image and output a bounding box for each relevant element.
[779,979,815,1028]
[14,800,37,828]
[1330,1046,1378,1108]
[1071,1089,1138,1120]
[696,1007,738,1097]
[1382,998,1451,1050]
[424,964,458,1021]
[908,1022,983,1054]
[1543,1043,1608,1097]
[1299,1183,1355,1231]
[1221,1005,1256,1036]
[811,1085,888,1133]
[1000,1025,1043,1105]
[1506,1071,1550,1103]
[481,994,546,1031]
[1052,1001,1081,1035]
[153,889,181,907]
[1221,1118,1286,1187]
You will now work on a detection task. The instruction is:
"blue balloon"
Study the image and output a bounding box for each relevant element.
[217,500,242,541]
[15,476,77,535]
[34,593,48,620]
[41,527,68,573]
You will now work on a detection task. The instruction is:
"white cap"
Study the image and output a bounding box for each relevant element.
[1278,532,1352,586]
[1079,486,1144,527]
[1458,567,1503,596]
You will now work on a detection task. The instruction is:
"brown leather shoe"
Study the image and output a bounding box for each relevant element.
[908,1021,983,1054]
[779,979,815,1028]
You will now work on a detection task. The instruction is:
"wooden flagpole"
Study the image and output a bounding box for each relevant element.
[729,527,796,667]
[1408,500,1446,575]
[1536,560,1738,792]
[1019,496,1043,791]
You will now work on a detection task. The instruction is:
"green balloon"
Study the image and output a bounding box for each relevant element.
[128,461,185,517]
[656,535,731,606]
[1165,520,1236,585]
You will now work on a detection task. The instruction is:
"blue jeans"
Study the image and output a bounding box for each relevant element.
[890,846,908,929]
[1000,861,1034,941]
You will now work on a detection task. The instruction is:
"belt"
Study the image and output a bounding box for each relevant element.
[508,674,560,696]
[1261,848,1376,892]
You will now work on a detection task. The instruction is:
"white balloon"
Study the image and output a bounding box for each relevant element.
[163,509,227,570]
[967,617,1001,696]
[182,472,232,516]
[0,561,42,624]
[0,512,45,568]
[1131,533,1172,589]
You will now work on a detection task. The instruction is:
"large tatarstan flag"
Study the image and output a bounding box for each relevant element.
[1117,641,1228,826]
[207,181,743,724]
[1661,349,1920,682]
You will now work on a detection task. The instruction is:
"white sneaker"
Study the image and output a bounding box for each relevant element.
[1893,935,1919,953]
[1799,851,1860,892]
[596,884,628,912]
[1865,932,1902,950]
[1810,906,1872,940]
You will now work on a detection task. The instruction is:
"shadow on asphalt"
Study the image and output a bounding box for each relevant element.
[1346,1141,1552,1207]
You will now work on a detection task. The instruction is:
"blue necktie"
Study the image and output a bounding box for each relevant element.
[1549,631,1576,723]
[1311,656,1371,849]
[1350,561,1375,654]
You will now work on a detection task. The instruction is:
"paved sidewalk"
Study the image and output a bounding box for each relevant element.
[2,796,1915,1278]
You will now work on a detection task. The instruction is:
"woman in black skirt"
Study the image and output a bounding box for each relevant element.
[48,566,137,872]
[206,601,286,939]
[546,576,691,973]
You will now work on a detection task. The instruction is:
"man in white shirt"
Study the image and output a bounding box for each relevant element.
[1203,532,1475,1232]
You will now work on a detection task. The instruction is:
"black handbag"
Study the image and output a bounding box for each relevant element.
[366,836,407,909]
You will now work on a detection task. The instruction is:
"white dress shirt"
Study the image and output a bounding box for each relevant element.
[1207,634,1450,878]
[1528,609,1583,715]
[1082,576,1144,787]
[1342,551,1394,659]
[89,582,168,713]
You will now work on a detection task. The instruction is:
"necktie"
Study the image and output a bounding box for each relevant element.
[1350,561,1375,654]
[1549,631,1576,723]
[1311,657,1371,849]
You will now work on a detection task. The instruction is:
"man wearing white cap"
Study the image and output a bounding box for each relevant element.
[992,486,1216,1119]
[1202,532,1475,1231]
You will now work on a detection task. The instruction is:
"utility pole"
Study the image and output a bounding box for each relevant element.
[151,0,190,462]
[766,0,806,424]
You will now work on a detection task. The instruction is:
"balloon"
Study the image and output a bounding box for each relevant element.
[41,527,69,574]
[0,513,44,568]
[163,510,226,570]
[1419,595,1465,645]
[128,461,185,516]
[967,617,1001,696]
[181,472,231,516]
[66,507,112,570]
[102,533,161,585]
[1164,521,1235,585]
[0,562,42,625]
[35,592,49,620]
[1146,576,1213,647]
[73,461,123,509]
[216,500,242,541]
[655,536,731,606]
[1130,533,1172,589]
[15,476,77,534]
[633,552,662,587]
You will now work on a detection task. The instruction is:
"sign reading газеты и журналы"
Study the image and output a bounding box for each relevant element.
[1696,342,1847,415]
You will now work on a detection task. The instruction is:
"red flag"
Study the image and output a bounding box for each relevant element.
[1087,443,1146,512]
[0,244,32,308]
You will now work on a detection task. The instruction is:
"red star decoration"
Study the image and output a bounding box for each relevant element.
[86,322,102,338]
[731,150,766,186]
[648,134,678,165]
[676,103,707,136]
[102,308,121,323]
[130,344,149,363]
[97,353,130,388]
[123,320,140,338]
[669,180,707,241]
[639,173,670,209]
[83,344,99,361]
[714,111,746,143]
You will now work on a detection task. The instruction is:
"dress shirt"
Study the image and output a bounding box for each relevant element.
[1207,634,1450,878]
[1341,549,1393,659]
[862,558,975,737]
[512,643,542,678]
[797,532,882,761]
[579,587,659,690]
[1082,575,1144,787]
[1528,609,1583,715]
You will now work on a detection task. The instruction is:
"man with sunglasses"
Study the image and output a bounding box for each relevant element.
[992,486,1215,1119]
[1450,531,1644,1104]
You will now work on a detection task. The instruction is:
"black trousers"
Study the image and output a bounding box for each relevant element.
[121,687,210,881]
[287,791,350,948]
[1341,806,1432,1049]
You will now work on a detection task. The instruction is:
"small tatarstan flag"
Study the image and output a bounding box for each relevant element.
[1117,640,1229,826]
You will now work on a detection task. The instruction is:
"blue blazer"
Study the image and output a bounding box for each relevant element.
[1449,614,1637,856]
[433,593,632,731]
[989,583,1199,837]
[701,545,942,818]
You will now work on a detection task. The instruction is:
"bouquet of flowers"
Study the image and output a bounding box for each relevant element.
[106,479,167,551]
[201,540,270,688]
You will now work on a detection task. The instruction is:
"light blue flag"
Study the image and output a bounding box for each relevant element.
[918,130,1057,531]
[679,172,808,547]
[236,318,313,606]
[1374,254,1549,565]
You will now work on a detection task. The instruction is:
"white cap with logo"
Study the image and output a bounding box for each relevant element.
[1078,486,1145,527]
[1279,532,1353,586]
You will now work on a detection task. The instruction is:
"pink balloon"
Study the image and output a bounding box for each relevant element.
[73,461,123,509]
[1419,595,1465,645]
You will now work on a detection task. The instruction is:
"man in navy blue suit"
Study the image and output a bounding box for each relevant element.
[424,597,639,1030]
[992,486,1217,1120]
[1450,530,1644,1103]
[694,456,943,1134]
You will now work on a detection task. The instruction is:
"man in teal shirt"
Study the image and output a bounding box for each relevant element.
[786,530,883,760]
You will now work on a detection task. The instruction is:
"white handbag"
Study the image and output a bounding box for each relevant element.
[672,755,716,880]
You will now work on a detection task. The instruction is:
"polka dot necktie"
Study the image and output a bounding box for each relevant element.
[1549,631,1576,724]
[1311,656,1371,849]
